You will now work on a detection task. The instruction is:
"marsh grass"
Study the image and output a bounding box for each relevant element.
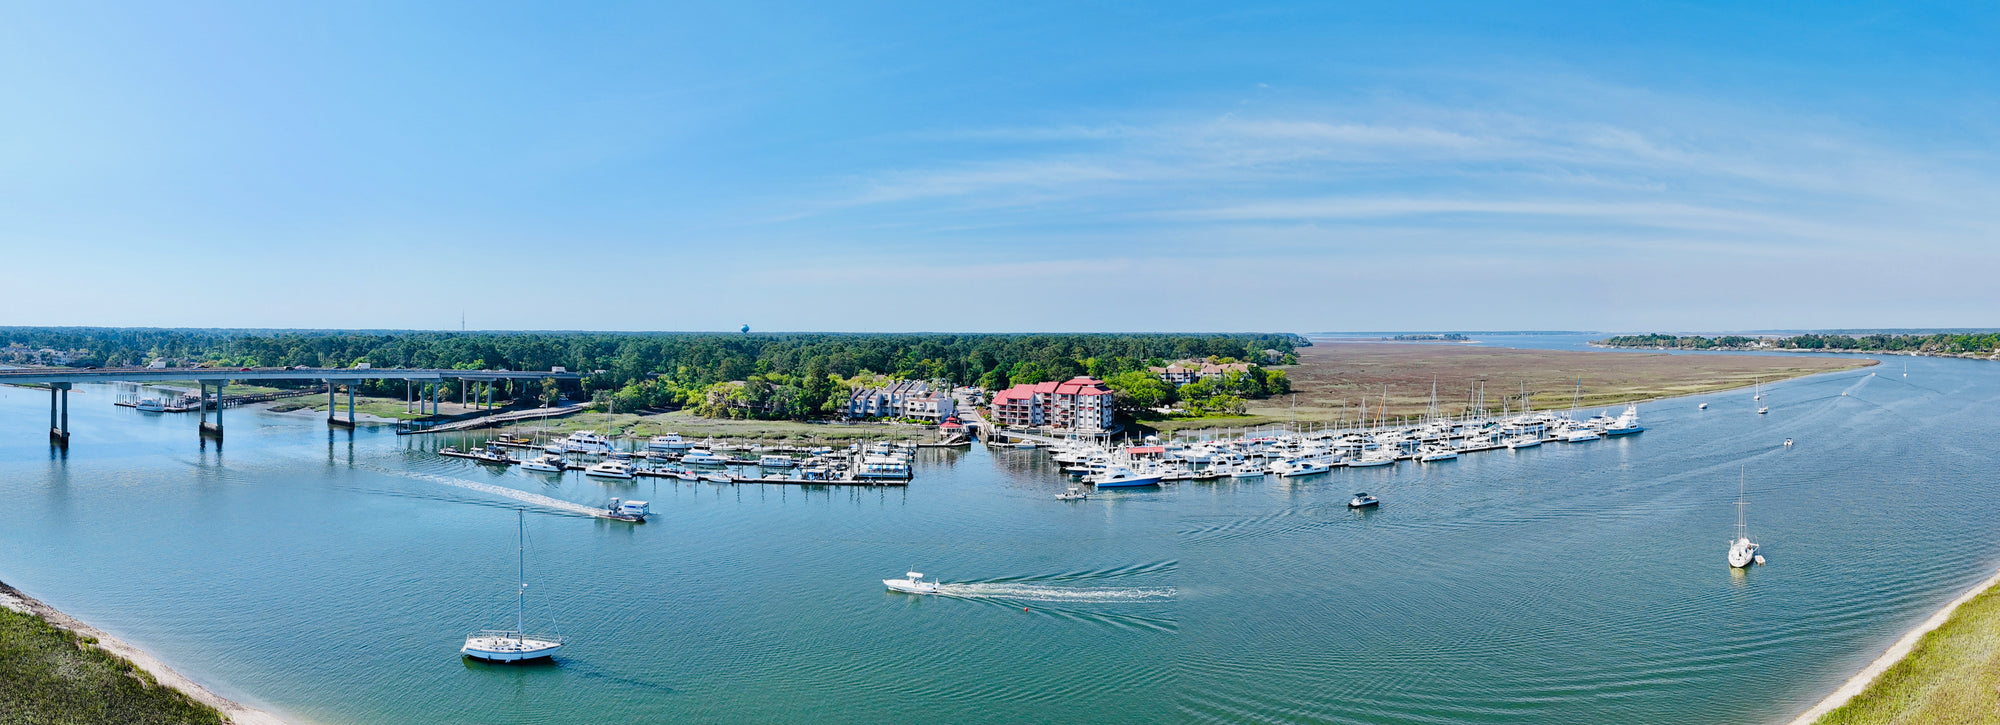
[1816,581,2000,724]
[0,606,223,724]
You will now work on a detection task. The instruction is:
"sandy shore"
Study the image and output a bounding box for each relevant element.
[0,579,291,725]
[1784,566,2000,724]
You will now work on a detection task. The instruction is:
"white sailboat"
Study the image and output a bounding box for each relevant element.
[462,509,565,662]
[1727,468,1762,569]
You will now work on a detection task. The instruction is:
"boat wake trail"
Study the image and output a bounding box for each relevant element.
[380,469,602,518]
[935,583,1175,603]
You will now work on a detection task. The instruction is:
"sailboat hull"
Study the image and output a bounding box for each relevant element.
[462,633,562,662]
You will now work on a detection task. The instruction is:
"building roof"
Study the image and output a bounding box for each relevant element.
[993,388,1035,404]
[1053,376,1112,396]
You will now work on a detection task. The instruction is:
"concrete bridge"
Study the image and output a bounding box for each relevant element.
[0,367,581,444]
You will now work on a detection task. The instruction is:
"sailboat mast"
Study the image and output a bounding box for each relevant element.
[524,506,532,640]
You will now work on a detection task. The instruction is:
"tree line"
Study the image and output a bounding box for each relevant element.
[1597,332,2000,354]
[0,328,1303,420]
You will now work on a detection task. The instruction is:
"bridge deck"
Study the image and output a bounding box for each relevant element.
[0,367,579,385]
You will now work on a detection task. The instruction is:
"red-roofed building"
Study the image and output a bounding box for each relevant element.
[990,376,1115,433]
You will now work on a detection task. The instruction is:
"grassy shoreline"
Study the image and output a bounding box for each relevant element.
[0,579,284,724]
[1802,570,2000,724]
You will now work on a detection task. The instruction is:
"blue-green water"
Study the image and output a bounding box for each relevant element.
[1,355,1997,723]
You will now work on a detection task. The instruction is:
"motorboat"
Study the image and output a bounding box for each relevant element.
[680,450,730,466]
[462,510,564,662]
[1783,438,1793,447]
[602,498,648,522]
[1348,492,1380,509]
[1348,450,1397,467]
[1055,486,1090,501]
[1603,405,1644,435]
[1504,436,1541,449]
[856,455,912,480]
[135,397,166,413]
[1087,465,1162,488]
[1728,468,1762,569]
[555,431,614,455]
[1418,447,1459,462]
[758,454,797,468]
[1758,405,1769,415]
[700,472,732,484]
[520,454,565,473]
[584,460,635,480]
[1230,466,1266,479]
[647,434,692,451]
[884,571,941,595]
[1277,459,1332,478]
[1561,427,1601,443]
[1698,403,1709,410]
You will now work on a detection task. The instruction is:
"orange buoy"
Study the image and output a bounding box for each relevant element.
[1023,607,1030,612]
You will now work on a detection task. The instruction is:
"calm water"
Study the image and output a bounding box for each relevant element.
[1,354,1997,724]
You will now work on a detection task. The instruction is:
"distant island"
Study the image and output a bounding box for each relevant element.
[1390,333,1469,341]
[1594,332,2000,358]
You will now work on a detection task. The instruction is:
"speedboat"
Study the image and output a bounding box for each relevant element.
[1698,403,1709,410]
[520,454,565,473]
[680,450,729,466]
[1348,492,1380,509]
[884,571,941,595]
[1055,486,1090,501]
[1087,465,1162,488]
[1783,438,1793,447]
[584,460,635,480]
[602,498,648,522]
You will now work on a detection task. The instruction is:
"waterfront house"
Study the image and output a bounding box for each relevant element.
[847,380,953,421]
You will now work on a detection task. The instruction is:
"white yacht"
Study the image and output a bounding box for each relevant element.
[1229,465,1266,479]
[520,453,565,473]
[135,397,166,413]
[1728,468,1762,569]
[884,571,942,595]
[462,510,564,663]
[1505,436,1542,449]
[1055,486,1090,501]
[757,454,797,468]
[680,450,729,466]
[1418,446,1459,462]
[1348,492,1380,509]
[1348,449,1397,467]
[700,472,732,484]
[1086,465,1163,488]
[1560,425,1602,443]
[647,433,691,451]
[584,460,635,479]
[1698,402,1709,410]
[857,455,912,480]
[1277,459,1333,478]
[554,431,613,455]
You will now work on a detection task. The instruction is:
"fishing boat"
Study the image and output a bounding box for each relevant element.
[1348,492,1380,509]
[1728,468,1762,569]
[1603,405,1644,435]
[1087,465,1163,488]
[1055,486,1090,501]
[883,570,941,595]
[462,510,565,662]
[602,498,648,522]
[520,453,565,473]
[584,460,635,480]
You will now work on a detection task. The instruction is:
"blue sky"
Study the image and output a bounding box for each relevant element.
[2,2,1995,332]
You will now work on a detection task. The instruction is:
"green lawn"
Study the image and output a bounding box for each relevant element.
[0,606,223,725]
[1816,578,2000,724]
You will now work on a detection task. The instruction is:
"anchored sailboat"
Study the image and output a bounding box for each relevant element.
[1728,467,1763,569]
[462,509,564,662]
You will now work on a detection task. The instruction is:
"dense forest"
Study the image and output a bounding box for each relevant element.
[1597,332,2000,354]
[0,328,1303,420]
